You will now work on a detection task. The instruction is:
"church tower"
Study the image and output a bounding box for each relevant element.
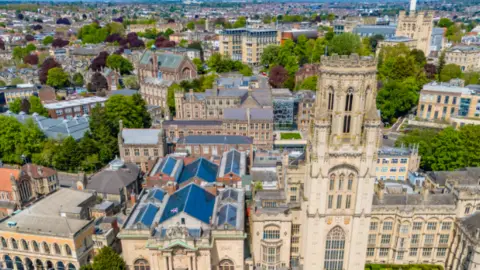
[301,54,381,270]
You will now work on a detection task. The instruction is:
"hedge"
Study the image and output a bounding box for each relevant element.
[365,264,444,270]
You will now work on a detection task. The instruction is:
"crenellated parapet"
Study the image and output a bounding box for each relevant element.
[320,53,377,71]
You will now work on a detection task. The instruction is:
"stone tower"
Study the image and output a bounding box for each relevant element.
[301,54,381,270]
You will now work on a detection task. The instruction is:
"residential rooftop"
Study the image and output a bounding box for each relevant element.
[43,96,107,110]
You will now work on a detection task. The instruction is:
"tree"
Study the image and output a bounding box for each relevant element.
[90,52,109,71]
[377,78,420,124]
[23,54,39,65]
[260,45,280,67]
[438,49,446,77]
[106,22,125,35]
[51,38,69,48]
[106,54,133,75]
[446,24,463,43]
[192,58,205,74]
[123,75,139,89]
[10,77,25,85]
[91,247,126,270]
[31,24,42,31]
[0,80,5,86]
[369,34,384,52]
[29,96,48,116]
[327,13,336,23]
[298,76,317,91]
[9,98,22,113]
[328,33,362,56]
[233,16,246,28]
[89,72,108,92]
[0,116,45,164]
[424,63,437,80]
[0,39,5,50]
[439,64,462,82]
[56,18,71,25]
[154,36,175,48]
[239,65,253,76]
[25,34,34,42]
[437,18,454,28]
[72,73,84,87]
[464,71,480,85]
[410,49,426,66]
[46,67,69,88]
[42,36,54,45]
[39,58,61,84]
[186,21,195,30]
[269,65,289,88]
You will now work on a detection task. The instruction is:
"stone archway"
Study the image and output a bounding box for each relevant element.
[25,258,34,270]
[35,259,44,270]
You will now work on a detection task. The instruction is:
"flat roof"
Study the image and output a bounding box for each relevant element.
[44,96,107,110]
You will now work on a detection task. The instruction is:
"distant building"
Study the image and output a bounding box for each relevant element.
[445,45,480,72]
[0,84,39,105]
[376,146,421,182]
[176,135,253,159]
[0,188,96,270]
[139,77,172,108]
[137,50,197,83]
[219,28,280,65]
[43,96,107,119]
[395,10,435,55]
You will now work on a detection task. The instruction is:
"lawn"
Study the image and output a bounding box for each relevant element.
[280,132,302,140]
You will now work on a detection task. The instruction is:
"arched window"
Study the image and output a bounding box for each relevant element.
[219,259,235,270]
[1,237,7,248]
[465,205,472,215]
[134,259,150,270]
[35,259,44,270]
[21,239,29,250]
[4,255,13,269]
[347,174,354,191]
[43,242,50,254]
[68,263,76,270]
[263,225,280,240]
[324,226,345,270]
[338,174,344,190]
[65,244,72,256]
[57,262,65,270]
[345,92,353,112]
[32,241,39,252]
[54,243,61,254]
[327,87,334,110]
[15,256,24,270]
[11,238,18,249]
[329,174,335,191]
[25,258,34,270]
[343,115,351,133]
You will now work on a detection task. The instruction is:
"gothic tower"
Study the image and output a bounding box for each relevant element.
[301,54,381,270]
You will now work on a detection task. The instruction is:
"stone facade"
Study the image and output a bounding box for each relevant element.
[445,46,480,72]
[137,51,197,83]
[395,11,434,55]
[139,77,172,108]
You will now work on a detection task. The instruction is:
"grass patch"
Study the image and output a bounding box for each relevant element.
[280,132,301,140]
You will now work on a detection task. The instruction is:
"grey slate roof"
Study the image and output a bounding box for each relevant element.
[223,108,274,121]
[177,135,253,145]
[162,120,223,126]
[4,111,90,141]
[122,128,163,145]
[427,167,480,186]
[372,193,456,206]
[460,212,480,241]
[87,159,140,195]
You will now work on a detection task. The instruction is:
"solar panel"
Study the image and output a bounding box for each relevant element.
[218,204,237,228]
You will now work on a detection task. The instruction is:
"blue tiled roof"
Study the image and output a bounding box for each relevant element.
[146,188,166,203]
[178,158,218,185]
[224,150,241,175]
[162,157,178,175]
[218,204,237,227]
[134,203,159,228]
[159,184,216,224]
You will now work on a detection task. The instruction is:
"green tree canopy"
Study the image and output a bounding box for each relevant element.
[91,246,126,270]
[29,95,49,117]
[123,75,139,89]
[437,18,454,28]
[328,33,362,56]
[106,54,133,75]
[440,64,462,82]
[46,67,69,88]
[298,76,317,91]
[72,72,84,87]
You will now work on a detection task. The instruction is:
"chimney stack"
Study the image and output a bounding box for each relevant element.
[377,180,385,200]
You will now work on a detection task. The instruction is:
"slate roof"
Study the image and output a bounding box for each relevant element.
[372,193,456,206]
[178,157,218,185]
[139,51,185,70]
[4,112,90,141]
[427,167,480,186]
[159,183,216,224]
[223,108,274,121]
[162,120,222,126]
[87,159,140,195]
[177,135,253,145]
[460,212,480,241]
[122,128,163,145]
[218,149,246,178]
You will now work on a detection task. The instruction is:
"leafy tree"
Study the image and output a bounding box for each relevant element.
[424,63,437,80]
[239,65,253,76]
[78,23,109,44]
[154,36,175,48]
[192,58,205,74]
[52,136,82,171]
[439,64,462,82]
[52,38,69,48]
[42,36,54,45]
[298,76,317,91]
[464,71,480,85]
[269,65,289,88]
[328,33,362,56]
[72,73,84,87]
[25,34,34,42]
[56,18,71,25]
[446,24,463,43]
[106,54,133,75]
[0,116,45,164]
[437,18,454,28]
[91,247,126,270]
[186,21,195,30]
[39,57,61,84]
[260,45,280,67]
[23,54,38,65]
[410,49,426,66]
[46,67,69,88]
[29,96,48,116]
[88,72,108,92]
[233,16,246,28]
[9,98,22,113]
[105,22,125,35]
[0,80,5,86]
[20,98,30,114]
[0,39,4,50]
[327,13,336,22]
[90,52,109,71]
[377,78,420,124]
[11,77,25,85]
[438,49,446,76]
[369,34,384,52]
[123,75,139,89]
